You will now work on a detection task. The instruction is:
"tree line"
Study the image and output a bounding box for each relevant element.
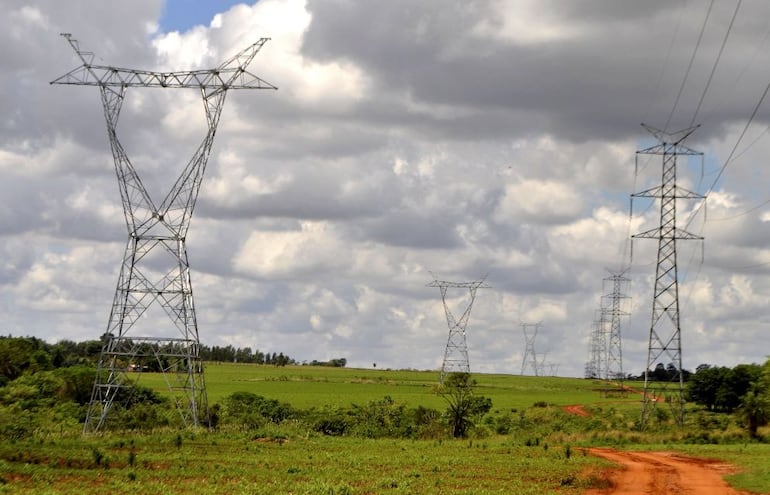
[0,335,304,384]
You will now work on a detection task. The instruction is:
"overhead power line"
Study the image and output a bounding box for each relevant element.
[664,0,715,132]
[690,0,743,126]
[685,79,770,231]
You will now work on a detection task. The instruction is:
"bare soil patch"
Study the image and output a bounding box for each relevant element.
[584,448,746,495]
[563,404,590,417]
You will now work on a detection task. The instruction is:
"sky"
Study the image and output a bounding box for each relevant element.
[3,0,770,378]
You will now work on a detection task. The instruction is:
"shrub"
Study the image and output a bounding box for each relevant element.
[224,392,296,428]
[312,412,349,436]
[348,396,413,438]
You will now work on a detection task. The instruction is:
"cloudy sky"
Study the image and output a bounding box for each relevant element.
[3,0,770,377]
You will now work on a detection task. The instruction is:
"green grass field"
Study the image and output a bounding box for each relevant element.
[0,432,602,495]
[1,364,768,494]
[134,363,643,411]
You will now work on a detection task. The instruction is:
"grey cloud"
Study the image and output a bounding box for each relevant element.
[4,0,770,376]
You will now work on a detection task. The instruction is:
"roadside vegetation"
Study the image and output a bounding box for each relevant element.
[0,335,768,494]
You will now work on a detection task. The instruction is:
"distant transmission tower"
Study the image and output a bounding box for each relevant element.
[536,352,548,377]
[631,124,703,426]
[428,275,490,383]
[603,271,629,390]
[548,363,560,377]
[584,311,606,379]
[51,34,276,432]
[520,322,541,376]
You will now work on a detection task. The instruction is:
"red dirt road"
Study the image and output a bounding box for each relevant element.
[584,448,746,495]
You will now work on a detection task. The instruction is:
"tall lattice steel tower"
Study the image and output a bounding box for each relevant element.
[427,275,490,383]
[51,34,276,432]
[631,124,703,426]
[520,322,541,376]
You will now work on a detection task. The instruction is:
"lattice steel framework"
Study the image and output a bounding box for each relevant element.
[520,322,541,376]
[603,271,629,388]
[51,34,276,432]
[584,311,606,379]
[585,272,630,390]
[631,124,703,427]
[428,276,490,383]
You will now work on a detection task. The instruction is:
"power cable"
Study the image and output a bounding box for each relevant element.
[640,0,687,127]
[690,0,743,126]
[708,197,770,221]
[664,0,715,132]
[684,79,770,231]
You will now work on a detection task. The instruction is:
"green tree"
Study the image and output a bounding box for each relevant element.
[688,366,728,411]
[717,364,762,412]
[0,337,39,383]
[738,387,769,439]
[437,373,492,438]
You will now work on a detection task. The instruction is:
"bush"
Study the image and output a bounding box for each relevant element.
[108,402,171,431]
[348,396,413,438]
[311,408,349,436]
[0,406,36,440]
[224,392,296,429]
[413,405,445,439]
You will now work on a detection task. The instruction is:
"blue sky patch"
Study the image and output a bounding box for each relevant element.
[159,0,248,32]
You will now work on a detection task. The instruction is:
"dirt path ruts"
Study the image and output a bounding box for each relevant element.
[584,448,746,495]
[563,404,590,417]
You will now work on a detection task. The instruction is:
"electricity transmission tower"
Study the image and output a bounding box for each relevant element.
[584,272,629,391]
[51,34,276,432]
[584,311,606,379]
[520,322,541,376]
[427,275,490,383]
[603,271,629,388]
[631,124,703,426]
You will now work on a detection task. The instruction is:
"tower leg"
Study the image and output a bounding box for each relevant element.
[83,89,226,433]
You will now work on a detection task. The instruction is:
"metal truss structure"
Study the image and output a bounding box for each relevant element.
[427,276,490,383]
[603,271,629,390]
[520,322,541,376]
[547,363,560,377]
[584,311,606,379]
[51,34,276,432]
[631,125,703,427]
[585,272,629,392]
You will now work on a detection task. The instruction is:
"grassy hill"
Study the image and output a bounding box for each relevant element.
[134,362,642,411]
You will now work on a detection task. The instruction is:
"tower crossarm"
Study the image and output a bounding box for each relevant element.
[50,34,277,91]
[631,186,704,200]
[632,226,703,240]
[427,279,491,290]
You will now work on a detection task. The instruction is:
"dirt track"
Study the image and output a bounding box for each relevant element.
[584,448,745,495]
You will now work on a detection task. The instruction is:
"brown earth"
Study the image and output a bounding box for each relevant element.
[563,404,591,417]
[583,448,747,495]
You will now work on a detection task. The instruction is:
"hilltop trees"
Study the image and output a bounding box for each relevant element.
[201,345,296,365]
